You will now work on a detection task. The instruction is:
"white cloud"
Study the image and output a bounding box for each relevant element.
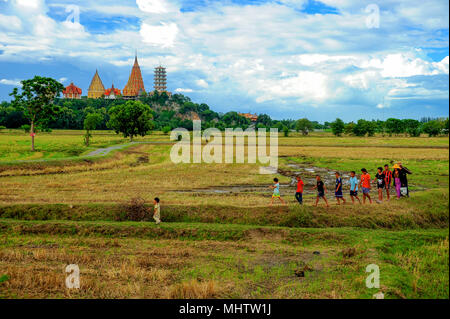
[175,88,193,93]
[59,77,68,83]
[195,79,208,88]
[140,22,178,47]
[0,0,447,115]
[0,79,21,86]
[136,0,178,14]
[0,14,22,31]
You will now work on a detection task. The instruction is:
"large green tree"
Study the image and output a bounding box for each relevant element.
[330,118,345,136]
[9,76,64,151]
[295,118,314,135]
[108,100,154,141]
[403,119,421,137]
[422,120,442,137]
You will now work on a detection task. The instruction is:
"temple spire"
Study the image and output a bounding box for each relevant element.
[123,54,145,98]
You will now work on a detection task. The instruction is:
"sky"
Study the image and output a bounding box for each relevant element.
[0,0,448,121]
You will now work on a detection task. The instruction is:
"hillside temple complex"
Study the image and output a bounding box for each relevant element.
[66,55,170,100]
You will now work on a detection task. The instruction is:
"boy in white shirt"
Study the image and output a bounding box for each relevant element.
[153,197,161,224]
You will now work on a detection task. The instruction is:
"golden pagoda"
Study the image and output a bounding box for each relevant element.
[123,55,145,98]
[87,70,105,99]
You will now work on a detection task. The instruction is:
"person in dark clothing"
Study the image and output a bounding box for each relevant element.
[394,162,412,197]
[312,175,329,207]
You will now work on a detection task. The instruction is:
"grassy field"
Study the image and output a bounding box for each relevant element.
[0,129,448,299]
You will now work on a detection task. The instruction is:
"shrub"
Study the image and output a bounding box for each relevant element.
[20,124,31,133]
[116,197,150,221]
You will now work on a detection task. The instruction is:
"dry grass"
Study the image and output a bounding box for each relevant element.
[278,146,449,160]
[167,280,221,298]
[1,138,447,205]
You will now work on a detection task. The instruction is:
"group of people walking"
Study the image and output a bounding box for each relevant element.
[269,162,412,207]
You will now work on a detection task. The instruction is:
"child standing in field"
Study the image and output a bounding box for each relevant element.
[383,164,393,201]
[359,168,372,204]
[153,197,161,224]
[312,175,329,207]
[374,167,385,203]
[295,176,304,205]
[269,178,286,206]
[393,169,402,199]
[349,171,361,204]
[334,172,346,205]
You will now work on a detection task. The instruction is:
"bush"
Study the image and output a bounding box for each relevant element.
[20,124,31,133]
[116,197,150,221]
[162,126,171,135]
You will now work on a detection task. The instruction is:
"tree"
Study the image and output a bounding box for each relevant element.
[422,120,441,137]
[330,118,345,136]
[385,118,404,136]
[9,76,64,151]
[295,118,314,135]
[442,118,449,135]
[108,101,154,141]
[283,125,289,137]
[353,119,369,136]
[344,122,355,135]
[366,120,377,137]
[256,114,272,127]
[403,119,421,137]
[83,112,103,146]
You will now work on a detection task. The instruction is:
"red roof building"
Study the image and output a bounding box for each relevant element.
[63,82,82,99]
[239,113,258,122]
[104,84,121,99]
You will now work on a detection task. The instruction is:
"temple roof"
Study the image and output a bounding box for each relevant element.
[123,55,145,96]
[63,82,82,94]
[104,84,121,96]
[88,70,105,93]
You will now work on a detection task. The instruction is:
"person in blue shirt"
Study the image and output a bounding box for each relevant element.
[269,178,286,206]
[334,172,346,205]
[349,171,361,204]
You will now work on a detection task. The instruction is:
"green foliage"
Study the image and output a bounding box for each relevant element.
[10,77,64,129]
[403,119,421,137]
[283,125,289,137]
[256,114,272,127]
[162,125,171,135]
[9,76,64,150]
[108,100,154,141]
[20,124,31,133]
[296,118,314,135]
[0,274,9,284]
[422,120,442,137]
[385,118,405,136]
[330,118,345,136]
[344,122,355,135]
[83,112,103,146]
[352,119,369,136]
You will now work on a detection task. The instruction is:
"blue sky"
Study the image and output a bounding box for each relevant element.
[0,0,448,121]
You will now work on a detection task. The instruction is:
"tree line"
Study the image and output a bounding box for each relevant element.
[1,76,448,151]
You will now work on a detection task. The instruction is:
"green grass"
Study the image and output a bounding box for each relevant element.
[0,130,448,299]
[0,130,169,162]
[0,219,447,298]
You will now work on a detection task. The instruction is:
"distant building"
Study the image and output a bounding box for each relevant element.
[104,84,121,99]
[123,55,145,99]
[153,65,171,96]
[63,82,82,99]
[239,113,258,122]
[87,70,105,99]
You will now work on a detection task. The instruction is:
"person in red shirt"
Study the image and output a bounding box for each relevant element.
[295,176,304,205]
[359,168,373,204]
